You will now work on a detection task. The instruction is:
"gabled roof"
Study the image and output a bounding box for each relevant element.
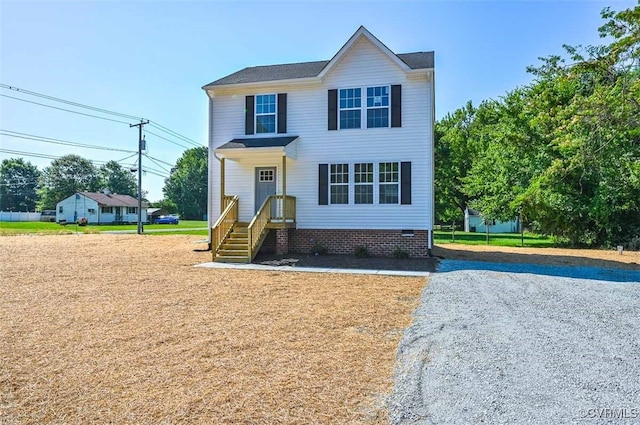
[79,192,149,208]
[203,26,433,88]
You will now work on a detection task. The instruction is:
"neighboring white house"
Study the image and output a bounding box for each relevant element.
[203,26,435,261]
[56,192,148,224]
[464,208,521,233]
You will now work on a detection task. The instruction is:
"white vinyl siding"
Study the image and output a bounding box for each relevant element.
[209,35,433,230]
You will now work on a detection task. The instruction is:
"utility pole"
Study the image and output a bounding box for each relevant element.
[130,119,149,234]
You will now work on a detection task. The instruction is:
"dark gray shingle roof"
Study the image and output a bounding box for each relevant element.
[80,192,149,208]
[216,136,299,150]
[204,52,433,87]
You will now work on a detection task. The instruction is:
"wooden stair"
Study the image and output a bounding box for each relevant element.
[214,222,250,263]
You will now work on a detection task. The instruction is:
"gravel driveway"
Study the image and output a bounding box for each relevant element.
[389,261,640,424]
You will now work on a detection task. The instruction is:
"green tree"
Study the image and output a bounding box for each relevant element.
[37,155,100,210]
[98,160,137,196]
[0,158,40,211]
[163,147,208,220]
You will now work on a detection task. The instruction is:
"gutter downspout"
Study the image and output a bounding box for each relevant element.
[206,91,216,251]
[428,68,435,257]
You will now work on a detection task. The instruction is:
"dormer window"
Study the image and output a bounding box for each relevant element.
[255,94,277,133]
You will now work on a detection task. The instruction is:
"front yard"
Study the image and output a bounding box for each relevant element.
[0,234,424,424]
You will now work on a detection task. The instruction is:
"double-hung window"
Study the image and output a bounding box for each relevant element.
[255,94,276,133]
[354,163,373,204]
[339,88,361,129]
[101,206,113,214]
[379,162,399,204]
[330,164,349,204]
[366,86,390,128]
[127,207,137,214]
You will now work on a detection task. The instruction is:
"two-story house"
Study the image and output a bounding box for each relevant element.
[203,26,434,262]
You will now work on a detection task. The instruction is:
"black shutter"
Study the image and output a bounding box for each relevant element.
[319,164,328,205]
[401,161,411,205]
[391,85,402,128]
[328,89,338,130]
[245,96,254,135]
[277,93,287,134]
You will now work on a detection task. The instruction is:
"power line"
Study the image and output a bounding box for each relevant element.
[0,83,143,121]
[0,148,145,168]
[144,129,191,150]
[1,83,203,148]
[0,129,136,153]
[148,122,203,147]
[0,94,133,125]
[143,154,173,170]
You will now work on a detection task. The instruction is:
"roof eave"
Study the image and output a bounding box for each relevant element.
[203,76,320,92]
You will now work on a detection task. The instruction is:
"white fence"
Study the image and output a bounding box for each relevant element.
[0,211,42,222]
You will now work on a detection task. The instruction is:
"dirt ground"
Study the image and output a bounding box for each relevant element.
[0,234,425,425]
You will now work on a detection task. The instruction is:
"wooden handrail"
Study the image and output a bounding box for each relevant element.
[247,196,271,260]
[247,195,297,260]
[211,195,238,258]
[222,195,235,212]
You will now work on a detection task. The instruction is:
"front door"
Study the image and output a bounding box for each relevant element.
[115,207,122,222]
[255,167,276,214]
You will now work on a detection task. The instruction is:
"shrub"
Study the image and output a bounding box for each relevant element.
[76,217,88,226]
[312,242,327,256]
[354,246,370,258]
[392,247,410,259]
[626,236,640,252]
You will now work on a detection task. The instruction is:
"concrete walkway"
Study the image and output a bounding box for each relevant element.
[195,261,429,277]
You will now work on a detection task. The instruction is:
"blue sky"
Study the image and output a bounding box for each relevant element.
[0,0,635,202]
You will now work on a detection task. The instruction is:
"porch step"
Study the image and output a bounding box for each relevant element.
[214,223,250,263]
[214,255,250,263]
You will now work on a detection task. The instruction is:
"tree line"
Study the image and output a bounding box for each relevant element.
[0,146,208,220]
[435,5,639,248]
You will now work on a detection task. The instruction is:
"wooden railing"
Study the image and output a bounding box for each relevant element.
[247,196,271,261]
[271,195,296,221]
[222,195,235,212]
[211,195,238,258]
[247,195,297,260]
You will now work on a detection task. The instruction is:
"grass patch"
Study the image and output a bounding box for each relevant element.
[0,220,208,235]
[435,231,555,248]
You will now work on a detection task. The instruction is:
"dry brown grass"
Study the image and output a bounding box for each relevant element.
[435,243,640,270]
[0,234,425,424]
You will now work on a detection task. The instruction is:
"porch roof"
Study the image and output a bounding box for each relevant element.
[215,136,299,159]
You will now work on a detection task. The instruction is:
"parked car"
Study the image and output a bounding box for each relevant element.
[155,215,179,225]
[40,210,56,222]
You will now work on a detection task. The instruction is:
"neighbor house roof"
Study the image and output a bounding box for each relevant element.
[216,136,299,150]
[204,52,433,87]
[79,192,149,208]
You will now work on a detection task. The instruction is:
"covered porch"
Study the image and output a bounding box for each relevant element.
[211,136,298,263]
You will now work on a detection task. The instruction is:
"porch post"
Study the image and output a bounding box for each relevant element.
[282,155,287,196]
[220,157,225,213]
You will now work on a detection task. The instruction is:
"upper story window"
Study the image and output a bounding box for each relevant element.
[328,85,400,131]
[255,94,276,133]
[366,86,390,128]
[339,88,361,129]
